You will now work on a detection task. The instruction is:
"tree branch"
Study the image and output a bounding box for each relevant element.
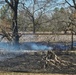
[72,0,76,9]
[65,0,74,7]
[72,0,76,6]
[5,0,14,10]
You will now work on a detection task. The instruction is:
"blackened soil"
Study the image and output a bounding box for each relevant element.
[0,50,76,74]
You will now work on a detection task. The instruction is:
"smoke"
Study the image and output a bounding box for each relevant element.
[0,40,71,61]
[0,42,53,51]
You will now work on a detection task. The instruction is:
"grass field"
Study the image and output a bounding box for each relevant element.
[0,72,75,75]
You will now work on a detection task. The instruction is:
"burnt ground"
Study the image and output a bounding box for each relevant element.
[0,50,76,74]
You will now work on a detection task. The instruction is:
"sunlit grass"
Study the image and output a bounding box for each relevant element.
[0,72,74,75]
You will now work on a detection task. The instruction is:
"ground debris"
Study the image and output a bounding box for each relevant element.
[42,50,76,71]
[0,50,76,73]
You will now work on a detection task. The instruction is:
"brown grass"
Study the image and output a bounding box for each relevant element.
[0,72,74,75]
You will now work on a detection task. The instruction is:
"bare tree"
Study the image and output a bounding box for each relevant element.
[0,0,19,44]
[20,0,57,33]
[5,0,19,44]
[65,0,76,50]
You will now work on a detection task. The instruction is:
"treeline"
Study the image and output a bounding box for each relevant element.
[0,3,74,33]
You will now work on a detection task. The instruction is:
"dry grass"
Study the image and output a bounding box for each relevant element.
[0,72,75,75]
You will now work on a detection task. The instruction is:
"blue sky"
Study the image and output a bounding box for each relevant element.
[0,0,74,16]
[0,0,74,9]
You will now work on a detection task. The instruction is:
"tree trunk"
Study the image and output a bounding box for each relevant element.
[5,0,19,44]
[12,1,19,44]
[32,17,36,34]
[71,28,73,50]
[33,24,36,34]
[12,12,19,44]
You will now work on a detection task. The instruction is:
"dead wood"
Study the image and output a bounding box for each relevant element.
[0,27,12,41]
[42,50,75,69]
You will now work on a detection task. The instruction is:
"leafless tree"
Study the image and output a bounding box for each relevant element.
[65,0,76,50]
[20,0,58,33]
[0,0,19,44]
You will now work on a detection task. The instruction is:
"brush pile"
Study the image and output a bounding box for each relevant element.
[42,50,76,70]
